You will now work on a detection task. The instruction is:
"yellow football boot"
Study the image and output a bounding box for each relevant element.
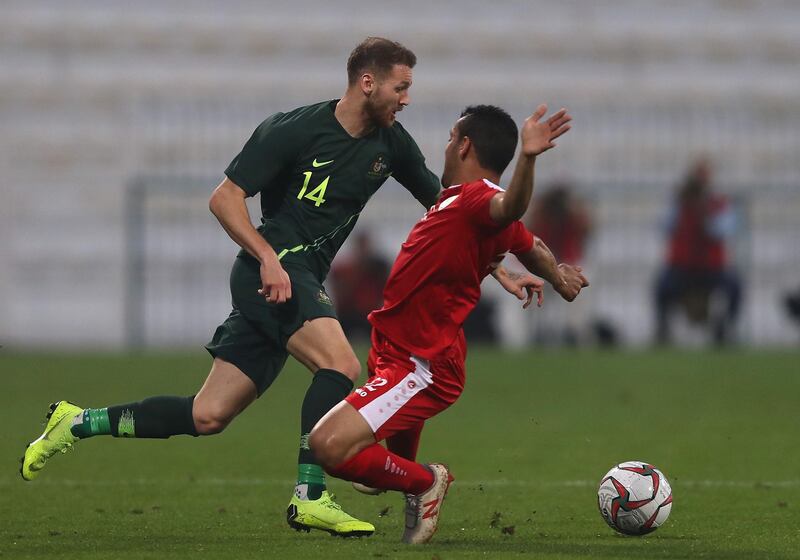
[287,491,375,537]
[20,401,83,481]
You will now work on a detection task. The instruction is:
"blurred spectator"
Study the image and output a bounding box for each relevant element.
[654,157,743,345]
[329,232,390,342]
[524,182,607,345]
[529,183,592,266]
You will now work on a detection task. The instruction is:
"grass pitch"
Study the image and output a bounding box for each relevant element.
[1,349,798,559]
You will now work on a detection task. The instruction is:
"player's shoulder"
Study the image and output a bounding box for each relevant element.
[438,179,501,198]
[256,100,334,133]
[387,118,412,137]
[478,178,505,192]
[447,180,507,226]
[462,178,505,198]
[383,119,422,152]
[284,99,336,122]
[434,181,502,216]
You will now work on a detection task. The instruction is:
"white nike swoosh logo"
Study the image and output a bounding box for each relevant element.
[312,158,334,168]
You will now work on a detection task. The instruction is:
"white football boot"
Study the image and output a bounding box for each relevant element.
[402,463,454,544]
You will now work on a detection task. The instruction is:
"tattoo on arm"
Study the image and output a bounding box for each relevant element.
[505,271,526,282]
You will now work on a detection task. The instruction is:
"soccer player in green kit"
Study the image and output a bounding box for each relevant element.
[20,37,539,537]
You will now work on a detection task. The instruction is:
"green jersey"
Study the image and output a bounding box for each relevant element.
[225,100,441,280]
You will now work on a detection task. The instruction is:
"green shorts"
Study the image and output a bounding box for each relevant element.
[205,255,338,395]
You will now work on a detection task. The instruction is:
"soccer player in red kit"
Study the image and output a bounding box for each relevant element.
[309,104,588,543]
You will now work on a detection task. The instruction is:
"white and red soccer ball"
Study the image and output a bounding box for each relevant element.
[597,461,673,535]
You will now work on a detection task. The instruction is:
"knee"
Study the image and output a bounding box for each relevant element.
[335,355,362,383]
[192,403,235,435]
[308,427,346,470]
[319,354,361,382]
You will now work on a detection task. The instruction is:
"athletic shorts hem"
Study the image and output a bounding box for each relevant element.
[204,344,273,397]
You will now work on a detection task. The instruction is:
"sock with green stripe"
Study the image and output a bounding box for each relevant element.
[70,396,198,439]
[70,408,111,438]
[296,369,354,500]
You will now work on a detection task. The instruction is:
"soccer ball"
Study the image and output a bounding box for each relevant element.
[597,461,673,535]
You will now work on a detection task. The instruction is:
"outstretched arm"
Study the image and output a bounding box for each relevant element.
[516,237,589,302]
[489,104,572,227]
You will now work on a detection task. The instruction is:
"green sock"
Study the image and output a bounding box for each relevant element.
[70,408,111,439]
[297,463,326,500]
[295,369,353,500]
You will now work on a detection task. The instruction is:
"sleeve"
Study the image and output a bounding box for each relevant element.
[508,221,536,255]
[390,125,442,208]
[459,182,504,229]
[224,113,298,197]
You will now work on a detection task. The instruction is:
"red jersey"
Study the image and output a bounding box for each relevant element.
[667,195,729,271]
[369,179,535,359]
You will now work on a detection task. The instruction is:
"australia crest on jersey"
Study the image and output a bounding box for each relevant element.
[317,289,333,306]
[367,154,391,179]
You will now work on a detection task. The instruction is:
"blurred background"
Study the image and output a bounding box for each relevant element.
[2,0,799,351]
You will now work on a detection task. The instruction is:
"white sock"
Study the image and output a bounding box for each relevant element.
[294,483,310,500]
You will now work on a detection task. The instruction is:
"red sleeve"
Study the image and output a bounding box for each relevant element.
[508,221,535,255]
[459,181,503,228]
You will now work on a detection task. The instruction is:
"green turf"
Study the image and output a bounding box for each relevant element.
[1,349,798,559]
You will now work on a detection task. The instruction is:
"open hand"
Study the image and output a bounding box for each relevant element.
[520,104,572,156]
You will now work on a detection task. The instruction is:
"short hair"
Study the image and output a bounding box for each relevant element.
[347,37,417,85]
[456,105,519,175]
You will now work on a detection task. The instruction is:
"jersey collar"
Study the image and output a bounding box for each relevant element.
[482,178,505,191]
[445,178,505,191]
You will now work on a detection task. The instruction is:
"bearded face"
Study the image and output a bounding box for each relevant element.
[364,64,412,128]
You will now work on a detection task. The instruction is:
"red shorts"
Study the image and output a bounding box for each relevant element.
[346,329,466,441]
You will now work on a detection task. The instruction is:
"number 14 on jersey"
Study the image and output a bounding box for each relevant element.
[297,171,329,207]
